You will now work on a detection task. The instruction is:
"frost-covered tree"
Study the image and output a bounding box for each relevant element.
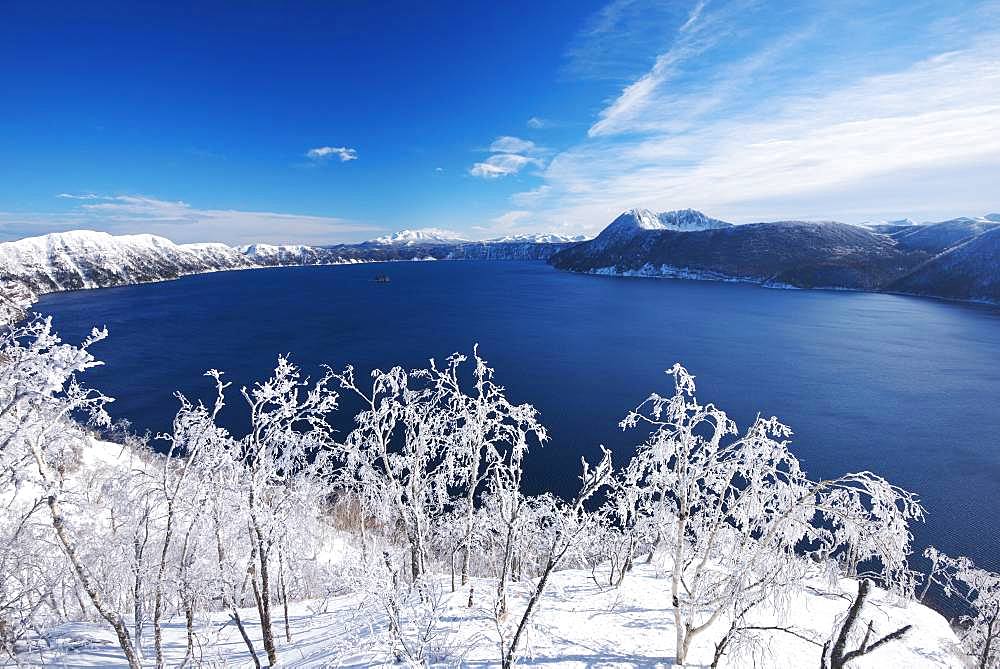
[613,364,923,666]
[335,363,457,581]
[500,447,613,669]
[922,548,1000,668]
[424,346,547,587]
[233,357,339,665]
[0,316,142,668]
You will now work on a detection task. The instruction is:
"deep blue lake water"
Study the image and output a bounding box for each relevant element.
[37,261,1000,577]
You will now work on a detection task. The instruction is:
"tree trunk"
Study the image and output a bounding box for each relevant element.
[248,504,278,666]
[214,510,260,669]
[825,580,911,669]
[503,555,556,669]
[153,499,175,669]
[672,501,689,666]
[231,609,262,669]
[132,531,145,662]
[30,442,142,669]
[278,548,292,643]
[179,601,195,669]
[460,468,478,586]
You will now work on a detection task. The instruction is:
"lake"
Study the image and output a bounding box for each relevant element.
[37,260,1000,580]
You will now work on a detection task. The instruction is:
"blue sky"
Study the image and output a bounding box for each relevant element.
[1,0,998,244]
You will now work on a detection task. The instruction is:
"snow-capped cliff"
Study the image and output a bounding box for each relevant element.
[0,230,253,297]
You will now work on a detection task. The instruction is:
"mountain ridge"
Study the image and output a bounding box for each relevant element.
[2,208,998,310]
[550,209,1000,302]
[0,229,582,309]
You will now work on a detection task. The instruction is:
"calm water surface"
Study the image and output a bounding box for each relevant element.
[37,261,1000,575]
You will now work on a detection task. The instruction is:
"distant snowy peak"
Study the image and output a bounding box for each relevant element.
[589,208,730,251]
[655,208,733,231]
[986,213,1000,222]
[863,218,917,227]
[239,242,310,256]
[610,208,731,233]
[366,228,588,246]
[484,232,589,244]
[366,228,471,246]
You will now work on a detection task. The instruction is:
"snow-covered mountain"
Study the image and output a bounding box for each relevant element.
[484,232,589,244]
[0,229,583,308]
[365,229,589,246]
[890,224,1000,302]
[4,208,998,309]
[587,208,731,253]
[550,209,1000,300]
[891,216,1000,254]
[364,228,471,246]
[654,208,734,231]
[0,230,252,297]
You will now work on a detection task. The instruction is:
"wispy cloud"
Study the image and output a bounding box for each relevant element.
[306,146,358,162]
[562,0,734,82]
[508,0,1000,234]
[489,136,537,154]
[679,0,707,32]
[527,116,549,129]
[588,0,753,137]
[56,193,101,200]
[469,135,545,179]
[0,194,375,245]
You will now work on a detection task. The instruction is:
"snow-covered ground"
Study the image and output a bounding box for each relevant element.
[21,562,961,668]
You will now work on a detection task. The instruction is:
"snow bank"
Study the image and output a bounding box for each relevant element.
[23,562,961,668]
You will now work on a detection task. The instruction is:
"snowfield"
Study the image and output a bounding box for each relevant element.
[26,561,961,668]
[6,442,961,668]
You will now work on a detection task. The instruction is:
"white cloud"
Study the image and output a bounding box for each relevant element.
[0,194,375,245]
[490,210,533,228]
[527,116,548,129]
[563,0,698,81]
[511,185,552,206]
[470,136,546,179]
[510,9,1000,235]
[489,136,536,154]
[56,193,101,200]
[588,0,748,137]
[470,154,538,179]
[306,146,358,162]
[679,0,707,32]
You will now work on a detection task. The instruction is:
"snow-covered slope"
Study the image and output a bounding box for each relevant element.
[34,561,962,667]
[890,225,1000,302]
[656,208,734,231]
[238,242,362,266]
[0,230,252,297]
[484,232,589,244]
[891,217,1000,255]
[587,208,731,253]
